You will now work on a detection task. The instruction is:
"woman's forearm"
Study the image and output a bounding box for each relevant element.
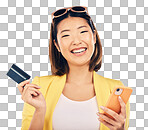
[29,108,46,130]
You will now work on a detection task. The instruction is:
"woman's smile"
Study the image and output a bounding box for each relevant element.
[71,48,87,56]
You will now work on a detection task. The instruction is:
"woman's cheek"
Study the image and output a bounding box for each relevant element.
[62,38,73,46]
[59,39,70,50]
[83,32,91,37]
[81,34,91,41]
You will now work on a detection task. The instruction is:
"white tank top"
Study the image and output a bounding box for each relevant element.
[52,93,100,130]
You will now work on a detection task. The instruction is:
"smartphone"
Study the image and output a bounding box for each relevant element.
[102,86,133,120]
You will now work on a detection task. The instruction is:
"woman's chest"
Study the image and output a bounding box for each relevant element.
[62,83,96,101]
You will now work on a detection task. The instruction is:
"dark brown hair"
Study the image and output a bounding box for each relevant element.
[49,9,102,76]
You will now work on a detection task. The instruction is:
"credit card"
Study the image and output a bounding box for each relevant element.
[6,64,31,88]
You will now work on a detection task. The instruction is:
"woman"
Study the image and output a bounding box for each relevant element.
[18,6,130,130]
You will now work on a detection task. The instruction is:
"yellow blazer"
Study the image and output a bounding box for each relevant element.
[21,70,130,130]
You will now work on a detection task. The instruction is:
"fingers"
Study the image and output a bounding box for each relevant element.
[100,106,119,121]
[31,91,38,97]
[98,113,118,126]
[118,96,126,118]
[98,105,126,129]
[17,79,41,103]
[21,87,41,101]
[22,84,41,97]
[17,79,30,94]
[98,117,114,130]
[21,89,36,101]
[96,96,127,129]
[17,79,41,95]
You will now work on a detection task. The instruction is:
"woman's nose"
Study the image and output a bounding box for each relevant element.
[72,35,82,45]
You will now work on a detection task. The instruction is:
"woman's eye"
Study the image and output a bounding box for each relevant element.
[62,35,69,38]
[61,31,88,38]
[81,31,88,33]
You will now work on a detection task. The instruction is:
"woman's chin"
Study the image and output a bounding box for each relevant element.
[67,59,90,67]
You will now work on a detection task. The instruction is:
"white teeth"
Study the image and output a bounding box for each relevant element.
[72,48,86,53]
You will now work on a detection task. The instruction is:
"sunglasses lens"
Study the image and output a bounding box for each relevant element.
[54,9,66,16]
[72,6,85,11]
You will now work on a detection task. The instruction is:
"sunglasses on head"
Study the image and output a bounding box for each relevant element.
[51,6,90,20]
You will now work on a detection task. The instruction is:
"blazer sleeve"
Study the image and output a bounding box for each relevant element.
[21,76,40,130]
[117,80,130,130]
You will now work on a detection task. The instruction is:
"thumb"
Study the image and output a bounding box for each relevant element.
[26,79,30,83]
[22,79,30,88]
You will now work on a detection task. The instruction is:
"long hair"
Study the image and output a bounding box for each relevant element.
[49,9,102,76]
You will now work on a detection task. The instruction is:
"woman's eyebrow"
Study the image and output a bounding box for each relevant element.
[60,25,88,34]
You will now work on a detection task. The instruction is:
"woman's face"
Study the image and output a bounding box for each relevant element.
[54,16,96,67]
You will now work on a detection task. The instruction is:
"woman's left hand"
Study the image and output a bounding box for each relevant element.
[96,96,126,130]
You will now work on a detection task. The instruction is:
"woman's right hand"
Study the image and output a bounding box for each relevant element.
[17,79,46,110]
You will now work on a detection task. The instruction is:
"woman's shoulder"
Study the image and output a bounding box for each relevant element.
[32,75,56,83]
[98,74,125,91]
[96,72,124,86]
[39,75,56,81]
[104,76,124,85]
[31,75,56,88]
[30,75,57,96]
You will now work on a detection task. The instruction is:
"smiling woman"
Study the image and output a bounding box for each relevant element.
[52,16,99,71]
[21,6,130,130]
[49,7,102,76]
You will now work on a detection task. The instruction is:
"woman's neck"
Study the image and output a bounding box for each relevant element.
[66,67,94,86]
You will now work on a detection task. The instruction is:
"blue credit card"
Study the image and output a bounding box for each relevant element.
[6,64,31,88]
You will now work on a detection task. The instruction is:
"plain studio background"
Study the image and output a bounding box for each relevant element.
[0,0,148,129]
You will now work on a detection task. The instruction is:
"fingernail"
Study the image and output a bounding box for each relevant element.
[38,86,41,88]
[100,106,104,110]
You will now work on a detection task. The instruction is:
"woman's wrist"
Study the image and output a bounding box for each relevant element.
[36,105,46,114]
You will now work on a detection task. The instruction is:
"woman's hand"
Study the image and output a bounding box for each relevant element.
[17,79,46,110]
[96,96,126,130]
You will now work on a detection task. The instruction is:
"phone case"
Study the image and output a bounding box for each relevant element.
[102,86,133,120]
[6,64,31,88]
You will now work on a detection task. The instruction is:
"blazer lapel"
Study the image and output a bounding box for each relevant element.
[93,71,110,130]
[44,74,66,130]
